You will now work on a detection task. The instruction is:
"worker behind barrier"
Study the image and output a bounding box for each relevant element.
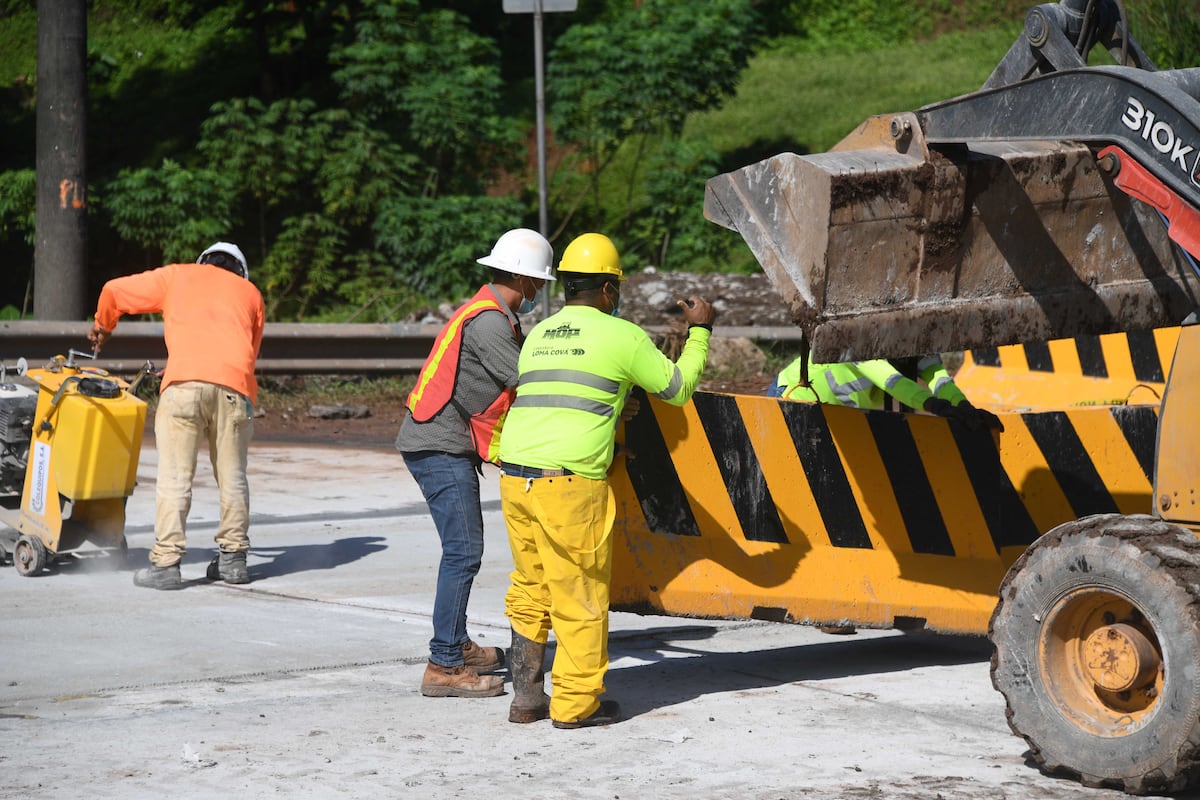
[497,232,716,729]
[398,228,555,700]
[88,242,265,590]
[770,353,1003,431]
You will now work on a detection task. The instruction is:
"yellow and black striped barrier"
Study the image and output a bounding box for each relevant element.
[955,327,1178,409]
[610,392,1158,635]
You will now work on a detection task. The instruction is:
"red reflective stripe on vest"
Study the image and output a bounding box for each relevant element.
[406,286,517,462]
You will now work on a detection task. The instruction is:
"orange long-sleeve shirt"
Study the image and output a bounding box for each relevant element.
[94,263,265,402]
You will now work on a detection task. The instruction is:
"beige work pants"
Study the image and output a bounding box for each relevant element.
[150,382,253,567]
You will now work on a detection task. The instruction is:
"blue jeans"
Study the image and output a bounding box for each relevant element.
[402,451,485,667]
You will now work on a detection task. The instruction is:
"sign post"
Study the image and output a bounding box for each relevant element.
[503,0,577,319]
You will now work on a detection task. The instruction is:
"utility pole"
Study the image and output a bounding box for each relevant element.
[502,0,576,319]
[34,0,88,320]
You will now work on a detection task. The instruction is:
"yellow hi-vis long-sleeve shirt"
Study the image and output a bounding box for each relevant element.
[776,355,967,410]
[498,305,711,480]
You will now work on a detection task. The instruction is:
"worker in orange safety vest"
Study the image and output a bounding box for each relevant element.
[397,228,556,700]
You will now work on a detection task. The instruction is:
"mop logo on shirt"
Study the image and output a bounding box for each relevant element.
[529,323,585,357]
[540,323,580,340]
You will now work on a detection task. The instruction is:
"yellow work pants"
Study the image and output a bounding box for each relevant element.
[501,472,615,724]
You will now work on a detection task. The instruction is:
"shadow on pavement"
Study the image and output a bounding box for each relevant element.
[110,535,389,580]
[599,628,992,719]
[247,536,389,578]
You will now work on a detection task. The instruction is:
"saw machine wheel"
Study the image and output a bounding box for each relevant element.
[13,534,48,577]
[990,514,1200,795]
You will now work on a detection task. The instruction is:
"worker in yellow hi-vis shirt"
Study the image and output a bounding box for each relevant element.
[497,233,716,729]
[770,354,1003,431]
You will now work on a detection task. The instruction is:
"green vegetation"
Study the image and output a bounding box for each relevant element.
[688,26,1023,155]
[0,0,1196,320]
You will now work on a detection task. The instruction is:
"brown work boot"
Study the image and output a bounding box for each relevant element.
[552,699,621,729]
[420,662,504,698]
[462,638,505,673]
[508,629,550,724]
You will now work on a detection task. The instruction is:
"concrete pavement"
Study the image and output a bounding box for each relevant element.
[0,440,1167,799]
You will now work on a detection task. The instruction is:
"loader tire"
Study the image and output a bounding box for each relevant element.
[990,513,1200,795]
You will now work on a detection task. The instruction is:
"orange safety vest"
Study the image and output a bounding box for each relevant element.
[406,286,518,463]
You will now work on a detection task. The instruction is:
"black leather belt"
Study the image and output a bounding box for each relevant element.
[500,463,574,478]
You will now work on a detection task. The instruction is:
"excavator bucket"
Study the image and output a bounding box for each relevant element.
[706,68,1200,362]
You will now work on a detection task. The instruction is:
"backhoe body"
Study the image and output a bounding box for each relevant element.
[609,0,1200,792]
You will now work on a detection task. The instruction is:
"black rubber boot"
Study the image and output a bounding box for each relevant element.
[508,629,550,723]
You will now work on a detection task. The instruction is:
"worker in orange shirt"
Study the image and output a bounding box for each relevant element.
[89,242,265,590]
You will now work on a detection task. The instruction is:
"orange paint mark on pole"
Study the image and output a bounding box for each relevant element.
[59,179,86,210]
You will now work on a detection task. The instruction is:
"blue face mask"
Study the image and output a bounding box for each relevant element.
[518,278,538,315]
[608,285,621,317]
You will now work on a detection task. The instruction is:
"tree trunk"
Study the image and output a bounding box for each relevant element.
[34,0,87,321]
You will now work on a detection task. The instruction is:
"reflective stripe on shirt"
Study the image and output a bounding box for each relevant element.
[825,370,873,407]
[513,368,620,417]
[655,366,684,400]
[518,368,621,394]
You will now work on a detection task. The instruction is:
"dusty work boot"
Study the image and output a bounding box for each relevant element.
[206,551,250,584]
[133,562,183,590]
[508,630,550,724]
[552,699,621,730]
[462,638,505,673]
[420,662,504,698]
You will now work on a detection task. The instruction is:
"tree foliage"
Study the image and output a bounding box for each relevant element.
[631,139,729,269]
[3,0,1197,318]
[546,0,758,265]
[1127,0,1200,69]
[0,168,35,246]
[90,0,537,321]
[104,159,235,262]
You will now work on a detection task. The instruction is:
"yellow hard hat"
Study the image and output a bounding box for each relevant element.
[558,233,625,281]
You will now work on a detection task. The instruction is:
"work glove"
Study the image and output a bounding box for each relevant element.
[958,403,1004,432]
[922,397,956,418]
[923,397,1004,432]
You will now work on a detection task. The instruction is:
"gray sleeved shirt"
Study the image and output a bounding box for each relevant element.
[396,287,522,456]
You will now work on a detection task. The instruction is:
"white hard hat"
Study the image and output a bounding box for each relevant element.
[476,228,555,281]
[198,242,249,279]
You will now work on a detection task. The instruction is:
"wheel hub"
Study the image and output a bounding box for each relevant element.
[1039,587,1164,730]
[1083,622,1160,692]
